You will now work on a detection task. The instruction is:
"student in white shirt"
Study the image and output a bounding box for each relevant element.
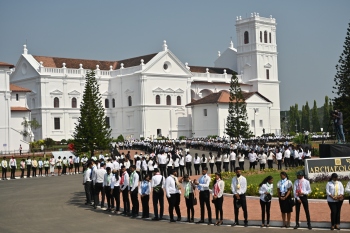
[277,171,293,228]
[230,150,236,172]
[212,172,225,226]
[119,165,130,215]
[275,149,283,170]
[151,168,165,220]
[200,154,207,171]
[258,176,273,227]
[166,154,174,177]
[267,150,274,169]
[111,169,120,212]
[179,154,185,177]
[173,154,180,176]
[208,152,215,174]
[215,153,222,173]
[185,152,192,176]
[165,169,181,222]
[9,156,17,179]
[231,167,248,227]
[179,174,196,222]
[237,151,245,171]
[26,156,32,178]
[1,157,8,180]
[193,153,201,175]
[258,151,267,171]
[20,159,26,178]
[129,165,140,217]
[141,157,148,180]
[293,170,312,230]
[104,167,114,211]
[193,167,212,224]
[223,152,230,172]
[83,162,93,205]
[283,146,291,169]
[157,152,167,177]
[139,174,151,218]
[38,158,43,177]
[93,163,106,209]
[74,155,80,174]
[43,158,49,176]
[326,173,344,230]
[147,158,155,178]
[248,150,257,170]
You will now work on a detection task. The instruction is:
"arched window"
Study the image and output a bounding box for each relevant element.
[112,98,115,108]
[128,96,132,106]
[54,97,59,108]
[260,31,262,43]
[166,95,171,105]
[105,99,109,108]
[266,69,270,80]
[155,95,160,104]
[71,97,77,108]
[264,31,268,43]
[244,31,249,44]
[16,94,19,101]
[269,32,272,43]
[177,96,181,105]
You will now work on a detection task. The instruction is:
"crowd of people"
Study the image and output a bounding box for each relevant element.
[82,155,350,229]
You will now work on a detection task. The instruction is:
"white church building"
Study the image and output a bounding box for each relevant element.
[6,13,280,144]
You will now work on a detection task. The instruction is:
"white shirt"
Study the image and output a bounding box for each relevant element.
[26,159,32,165]
[223,154,229,163]
[74,156,80,163]
[174,157,180,167]
[136,160,141,170]
[276,152,282,160]
[179,156,185,166]
[267,152,274,160]
[326,181,344,202]
[142,160,148,171]
[259,183,273,202]
[231,175,247,194]
[84,168,92,183]
[216,155,222,162]
[193,156,200,164]
[284,149,291,158]
[230,152,236,161]
[120,171,129,191]
[293,178,311,200]
[197,173,210,191]
[113,161,120,170]
[9,158,17,167]
[151,174,165,189]
[148,160,154,171]
[258,154,267,164]
[2,160,8,168]
[111,175,120,188]
[99,154,104,160]
[103,172,113,187]
[124,160,130,169]
[93,168,106,185]
[139,180,151,195]
[185,154,192,163]
[129,171,139,191]
[238,153,244,162]
[158,154,167,165]
[165,175,181,198]
[248,153,257,163]
[208,156,215,163]
[38,160,43,168]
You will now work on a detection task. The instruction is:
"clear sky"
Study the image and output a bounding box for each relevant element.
[0,0,349,110]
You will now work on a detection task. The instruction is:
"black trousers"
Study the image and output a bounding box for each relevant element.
[122,188,130,214]
[260,199,271,224]
[26,165,31,177]
[215,162,221,173]
[233,194,248,224]
[185,193,194,220]
[94,183,104,207]
[174,167,179,177]
[32,167,37,177]
[179,165,185,177]
[249,162,256,170]
[209,163,214,174]
[105,186,112,208]
[1,167,7,179]
[199,190,212,221]
[239,161,244,170]
[284,158,290,168]
[62,165,67,174]
[84,181,92,204]
[201,163,206,171]
[328,201,343,226]
[20,168,25,178]
[186,162,192,175]
[159,164,167,177]
[167,193,181,220]
[230,160,236,172]
[38,168,43,176]
[194,164,200,175]
[130,188,139,215]
[260,163,266,170]
[112,186,120,210]
[74,163,80,173]
[290,157,295,167]
[267,160,273,169]
[214,196,223,220]
[295,196,311,224]
[277,160,282,170]
[153,190,164,218]
[141,194,150,217]
[167,166,172,177]
[223,162,229,172]
[44,167,49,175]
[11,166,16,178]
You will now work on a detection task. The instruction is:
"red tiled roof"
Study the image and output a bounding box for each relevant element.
[10,84,31,92]
[190,66,236,75]
[33,53,158,70]
[11,107,30,112]
[186,91,271,106]
[0,62,15,68]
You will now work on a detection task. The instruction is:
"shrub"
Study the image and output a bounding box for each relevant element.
[61,139,67,144]
[179,136,186,140]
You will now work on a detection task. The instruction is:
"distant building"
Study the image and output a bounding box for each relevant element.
[8,13,280,141]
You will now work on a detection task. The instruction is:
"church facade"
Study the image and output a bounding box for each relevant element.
[8,13,280,142]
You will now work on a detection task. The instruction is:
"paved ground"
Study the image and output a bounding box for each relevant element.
[0,174,345,233]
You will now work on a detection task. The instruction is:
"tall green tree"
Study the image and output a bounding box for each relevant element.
[295,104,300,132]
[226,73,251,138]
[333,22,350,138]
[73,71,112,157]
[323,96,330,131]
[289,105,296,133]
[301,105,306,131]
[311,100,320,132]
[305,101,311,131]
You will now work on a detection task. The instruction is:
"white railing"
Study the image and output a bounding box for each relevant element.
[41,67,64,74]
[39,67,111,77]
[110,65,142,76]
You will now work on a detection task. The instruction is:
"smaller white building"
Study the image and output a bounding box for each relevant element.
[0,62,31,153]
[186,90,272,138]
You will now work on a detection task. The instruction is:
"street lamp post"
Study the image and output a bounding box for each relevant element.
[253,108,259,137]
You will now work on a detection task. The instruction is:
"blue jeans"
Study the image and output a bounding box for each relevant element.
[336,125,345,142]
